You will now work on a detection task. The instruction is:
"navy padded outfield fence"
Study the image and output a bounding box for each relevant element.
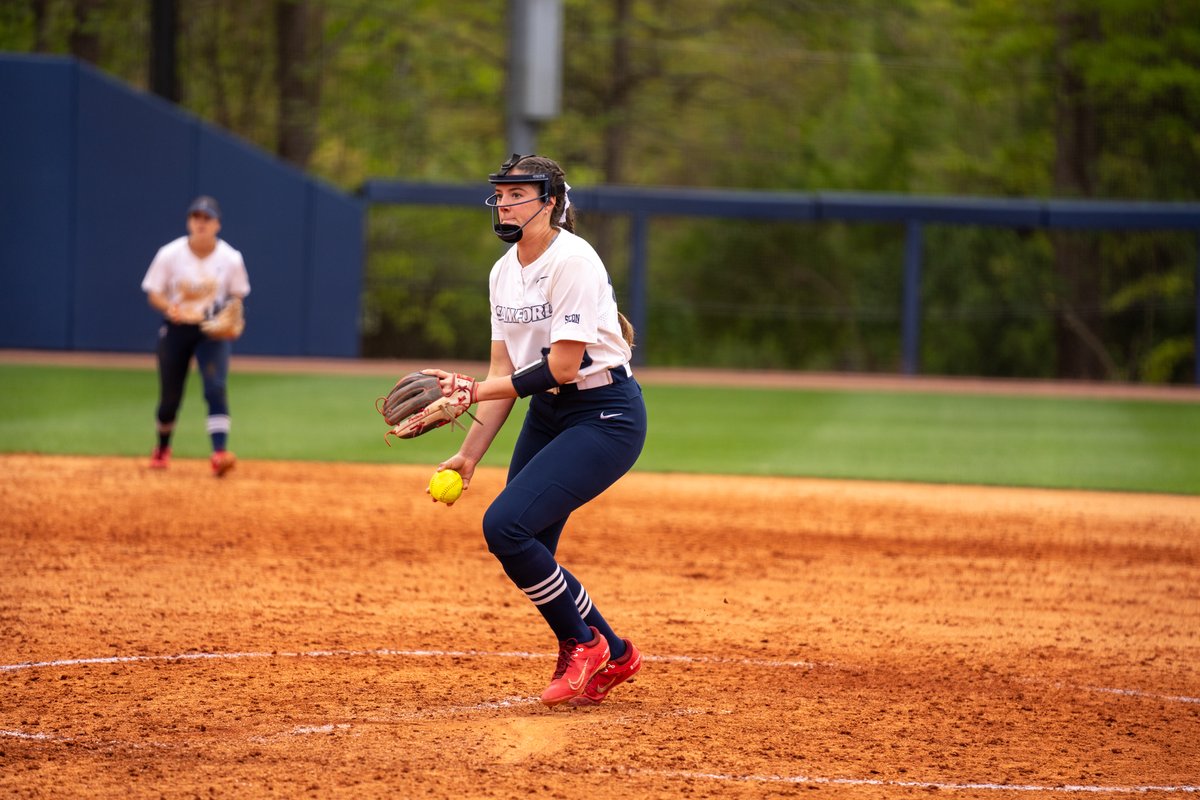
[0,55,364,358]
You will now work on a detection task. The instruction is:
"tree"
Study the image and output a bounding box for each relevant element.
[954,0,1199,381]
[68,0,102,64]
[274,0,323,168]
[1051,5,1109,379]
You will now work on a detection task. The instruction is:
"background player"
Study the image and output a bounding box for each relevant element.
[423,154,647,707]
[141,195,250,477]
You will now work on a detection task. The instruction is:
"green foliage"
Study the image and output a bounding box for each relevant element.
[1074,0,1200,200]
[0,4,36,50]
[360,206,499,359]
[646,219,907,370]
[1,364,1197,495]
[920,226,1057,378]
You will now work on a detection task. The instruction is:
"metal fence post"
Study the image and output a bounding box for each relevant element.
[902,220,924,376]
[629,212,649,366]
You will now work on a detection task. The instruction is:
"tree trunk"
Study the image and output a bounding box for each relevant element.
[588,0,634,265]
[150,0,180,103]
[275,0,323,169]
[32,0,51,51]
[1051,4,1109,379]
[68,0,103,64]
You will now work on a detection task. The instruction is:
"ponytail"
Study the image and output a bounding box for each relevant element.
[617,312,636,349]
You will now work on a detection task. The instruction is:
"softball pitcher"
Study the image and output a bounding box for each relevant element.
[423,154,647,706]
[141,195,250,477]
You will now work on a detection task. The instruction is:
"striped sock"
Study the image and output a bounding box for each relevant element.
[207,414,230,452]
[560,567,626,661]
[505,550,592,643]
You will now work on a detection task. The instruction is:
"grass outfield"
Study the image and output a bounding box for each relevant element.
[1,363,1197,495]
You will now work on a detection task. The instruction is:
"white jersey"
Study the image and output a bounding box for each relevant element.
[141,236,251,322]
[489,229,632,382]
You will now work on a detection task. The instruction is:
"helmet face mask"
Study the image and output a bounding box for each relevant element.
[486,154,553,242]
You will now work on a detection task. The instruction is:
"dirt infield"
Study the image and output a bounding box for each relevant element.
[3,454,1198,798]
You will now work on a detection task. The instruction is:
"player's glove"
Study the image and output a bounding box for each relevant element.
[377,372,479,442]
[200,297,245,340]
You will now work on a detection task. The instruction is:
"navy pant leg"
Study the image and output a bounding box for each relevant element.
[195,337,233,450]
[156,322,200,426]
[484,384,646,559]
[483,380,647,645]
[195,337,232,416]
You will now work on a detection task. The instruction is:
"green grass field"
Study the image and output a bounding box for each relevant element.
[1,364,1197,494]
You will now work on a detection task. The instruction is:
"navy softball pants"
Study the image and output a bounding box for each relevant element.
[155,321,232,440]
[482,369,647,648]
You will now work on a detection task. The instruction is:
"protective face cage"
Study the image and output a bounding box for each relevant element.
[485,153,553,243]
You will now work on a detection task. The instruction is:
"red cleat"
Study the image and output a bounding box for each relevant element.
[211,450,237,477]
[149,446,171,469]
[540,627,610,707]
[569,639,641,706]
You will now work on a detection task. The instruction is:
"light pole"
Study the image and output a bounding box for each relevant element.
[506,0,563,156]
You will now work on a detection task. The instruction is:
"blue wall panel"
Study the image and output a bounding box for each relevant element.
[196,130,310,356]
[0,58,75,349]
[308,189,365,357]
[74,67,195,352]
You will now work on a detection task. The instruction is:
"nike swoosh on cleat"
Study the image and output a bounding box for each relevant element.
[567,659,591,691]
[594,676,618,694]
[599,412,623,420]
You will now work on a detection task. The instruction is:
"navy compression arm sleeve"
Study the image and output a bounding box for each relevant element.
[510,358,559,397]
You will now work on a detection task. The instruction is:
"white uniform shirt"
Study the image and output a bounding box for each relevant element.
[141,236,251,321]
[489,229,631,383]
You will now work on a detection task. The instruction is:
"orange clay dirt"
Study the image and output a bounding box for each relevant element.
[2,452,1198,799]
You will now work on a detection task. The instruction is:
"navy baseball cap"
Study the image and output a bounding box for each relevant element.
[188,195,221,219]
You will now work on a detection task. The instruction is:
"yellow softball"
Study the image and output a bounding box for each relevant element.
[428,469,464,505]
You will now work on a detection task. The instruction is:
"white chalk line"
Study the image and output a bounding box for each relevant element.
[249,723,353,742]
[1,729,56,741]
[1021,679,1200,706]
[0,648,832,673]
[0,728,170,751]
[623,769,1200,794]
[5,648,1199,794]
[354,701,713,727]
[4,648,1194,706]
[7,725,1194,795]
